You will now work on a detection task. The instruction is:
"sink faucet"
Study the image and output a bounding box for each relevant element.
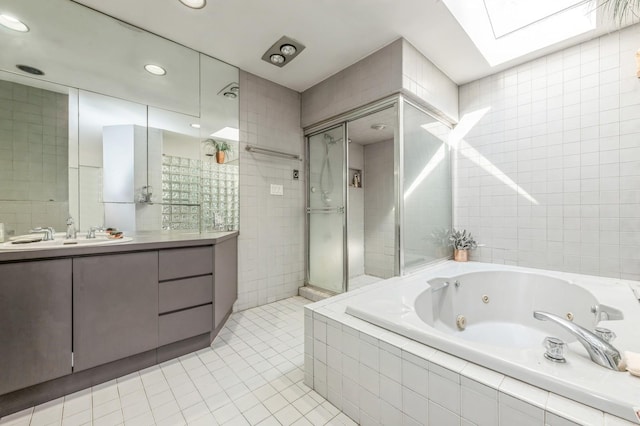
[87,226,105,239]
[533,311,623,371]
[30,227,55,241]
[66,216,76,239]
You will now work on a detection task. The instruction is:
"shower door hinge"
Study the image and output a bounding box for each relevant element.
[337,206,345,214]
[71,352,74,368]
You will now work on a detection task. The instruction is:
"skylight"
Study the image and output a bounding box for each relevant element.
[442,0,596,66]
[484,0,586,37]
[210,127,239,141]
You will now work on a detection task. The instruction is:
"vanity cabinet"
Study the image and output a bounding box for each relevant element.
[214,237,238,330]
[73,252,159,371]
[0,234,238,417]
[158,246,214,346]
[0,259,72,395]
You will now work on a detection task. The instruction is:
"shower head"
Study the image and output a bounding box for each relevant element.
[323,133,338,144]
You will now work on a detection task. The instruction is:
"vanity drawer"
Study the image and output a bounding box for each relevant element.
[159,275,212,314]
[158,246,213,281]
[159,304,212,346]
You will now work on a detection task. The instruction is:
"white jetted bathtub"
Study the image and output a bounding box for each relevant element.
[345,262,640,422]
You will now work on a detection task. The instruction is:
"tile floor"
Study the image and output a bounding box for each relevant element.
[0,297,355,426]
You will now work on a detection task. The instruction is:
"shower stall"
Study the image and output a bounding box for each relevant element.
[305,95,453,294]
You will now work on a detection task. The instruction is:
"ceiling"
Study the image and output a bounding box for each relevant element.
[348,108,396,146]
[73,0,627,92]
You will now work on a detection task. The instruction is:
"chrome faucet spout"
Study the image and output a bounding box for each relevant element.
[30,227,55,241]
[533,311,623,371]
[430,281,450,293]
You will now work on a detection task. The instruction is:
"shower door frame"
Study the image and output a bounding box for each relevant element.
[304,96,401,293]
[398,96,455,275]
[304,93,456,290]
[305,123,349,294]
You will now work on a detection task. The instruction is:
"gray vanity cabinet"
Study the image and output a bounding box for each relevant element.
[214,237,238,329]
[158,246,214,347]
[0,259,72,395]
[72,252,159,371]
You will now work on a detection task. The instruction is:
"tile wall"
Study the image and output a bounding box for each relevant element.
[456,24,640,280]
[402,39,460,123]
[301,38,459,129]
[0,81,69,236]
[301,40,403,128]
[348,142,365,278]
[236,71,305,311]
[364,139,396,278]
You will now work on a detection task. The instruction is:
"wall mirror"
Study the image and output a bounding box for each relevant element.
[0,0,239,236]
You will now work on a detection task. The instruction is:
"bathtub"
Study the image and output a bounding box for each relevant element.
[344,261,640,423]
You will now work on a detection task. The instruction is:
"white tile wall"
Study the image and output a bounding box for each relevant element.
[301,40,403,128]
[348,142,365,278]
[237,71,305,311]
[364,139,396,278]
[456,24,640,280]
[0,81,69,235]
[402,39,460,123]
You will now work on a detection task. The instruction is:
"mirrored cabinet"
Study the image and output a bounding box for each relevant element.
[0,0,239,237]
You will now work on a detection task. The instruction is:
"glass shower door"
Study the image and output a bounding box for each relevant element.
[306,125,347,293]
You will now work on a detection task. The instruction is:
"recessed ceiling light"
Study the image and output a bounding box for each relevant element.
[190,123,201,129]
[178,0,206,9]
[280,44,296,56]
[371,124,387,131]
[144,64,166,76]
[223,92,237,99]
[270,54,285,65]
[0,14,29,32]
[16,64,44,75]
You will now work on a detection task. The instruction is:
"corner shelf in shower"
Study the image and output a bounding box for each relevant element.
[349,167,363,188]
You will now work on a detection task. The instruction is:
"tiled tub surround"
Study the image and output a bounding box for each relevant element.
[304,261,640,425]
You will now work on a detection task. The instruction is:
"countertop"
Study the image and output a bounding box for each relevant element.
[0,230,239,262]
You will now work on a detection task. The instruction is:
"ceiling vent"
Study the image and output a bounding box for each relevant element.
[261,36,306,68]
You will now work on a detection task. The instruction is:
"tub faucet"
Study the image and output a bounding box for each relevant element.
[533,311,623,371]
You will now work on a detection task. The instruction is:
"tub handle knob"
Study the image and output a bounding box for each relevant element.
[594,327,616,343]
[543,336,566,363]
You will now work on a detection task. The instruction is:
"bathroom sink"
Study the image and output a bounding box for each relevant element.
[0,236,133,250]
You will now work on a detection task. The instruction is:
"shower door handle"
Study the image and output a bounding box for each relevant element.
[306,206,344,214]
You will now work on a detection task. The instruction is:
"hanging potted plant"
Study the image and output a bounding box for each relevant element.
[202,139,232,164]
[449,228,478,262]
[214,140,231,164]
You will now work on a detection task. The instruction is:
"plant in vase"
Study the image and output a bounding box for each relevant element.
[449,228,478,262]
[428,228,452,258]
[202,139,232,164]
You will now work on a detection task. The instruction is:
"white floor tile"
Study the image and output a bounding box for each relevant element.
[0,297,347,426]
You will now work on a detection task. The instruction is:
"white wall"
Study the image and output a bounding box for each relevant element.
[236,71,305,311]
[301,40,403,128]
[301,38,459,129]
[0,81,69,236]
[402,39,459,123]
[364,139,396,278]
[455,24,640,280]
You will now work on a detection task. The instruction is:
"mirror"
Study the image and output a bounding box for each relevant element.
[0,0,239,237]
